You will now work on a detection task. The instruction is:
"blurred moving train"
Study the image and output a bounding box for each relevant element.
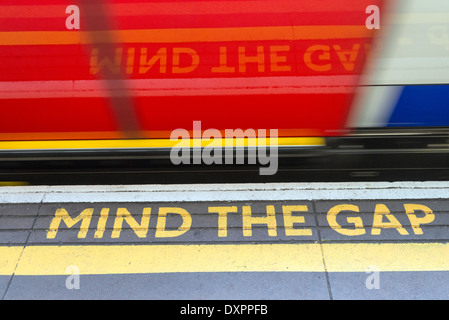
[0,0,448,180]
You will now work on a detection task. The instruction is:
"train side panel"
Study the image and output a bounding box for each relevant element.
[348,0,449,129]
[0,0,382,142]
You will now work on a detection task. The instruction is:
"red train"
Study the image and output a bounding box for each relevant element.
[0,0,384,153]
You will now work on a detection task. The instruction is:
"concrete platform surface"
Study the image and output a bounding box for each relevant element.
[0,181,448,300]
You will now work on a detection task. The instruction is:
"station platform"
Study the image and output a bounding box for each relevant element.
[1,181,449,300]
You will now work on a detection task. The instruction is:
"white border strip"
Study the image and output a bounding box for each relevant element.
[0,181,449,203]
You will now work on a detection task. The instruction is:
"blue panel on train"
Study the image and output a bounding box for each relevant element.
[388,85,449,127]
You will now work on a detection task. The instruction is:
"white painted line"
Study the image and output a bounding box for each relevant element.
[0,181,448,203]
[0,193,45,204]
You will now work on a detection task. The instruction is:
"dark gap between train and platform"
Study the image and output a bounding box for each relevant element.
[0,130,449,185]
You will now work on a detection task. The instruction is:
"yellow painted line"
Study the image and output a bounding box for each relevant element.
[2,243,449,276]
[14,244,324,275]
[0,26,369,46]
[0,247,23,276]
[322,243,449,272]
[0,137,325,150]
[0,181,29,186]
